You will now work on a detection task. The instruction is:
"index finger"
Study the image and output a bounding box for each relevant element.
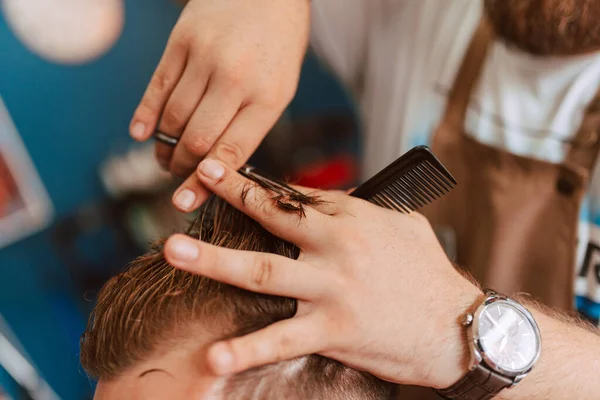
[164,234,329,299]
[129,36,188,141]
[195,159,333,245]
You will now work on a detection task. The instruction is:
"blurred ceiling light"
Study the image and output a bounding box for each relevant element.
[1,0,125,65]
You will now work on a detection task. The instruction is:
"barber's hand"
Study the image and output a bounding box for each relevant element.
[164,160,482,389]
[129,0,310,211]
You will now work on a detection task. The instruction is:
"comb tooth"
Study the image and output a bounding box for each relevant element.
[396,178,422,210]
[393,179,423,209]
[411,166,443,198]
[394,176,422,206]
[419,160,447,188]
[414,165,445,197]
[381,188,410,213]
[374,193,398,211]
[370,195,386,208]
[373,193,391,209]
[422,161,453,191]
[382,196,405,213]
[425,160,457,189]
[397,176,428,207]
[387,183,416,212]
[379,192,405,213]
[371,196,387,208]
[379,182,405,210]
[405,171,435,202]
[390,180,417,210]
[370,198,394,211]
[409,169,441,201]
[373,194,392,209]
[388,188,412,213]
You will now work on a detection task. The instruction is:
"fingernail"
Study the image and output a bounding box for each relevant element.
[210,343,234,375]
[131,121,146,140]
[169,238,199,262]
[174,189,196,210]
[199,159,225,180]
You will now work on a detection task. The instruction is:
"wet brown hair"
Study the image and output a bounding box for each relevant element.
[484,0,600,56]
[80,190,392,399]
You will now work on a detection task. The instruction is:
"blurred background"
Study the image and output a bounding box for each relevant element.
[0,1,360,399]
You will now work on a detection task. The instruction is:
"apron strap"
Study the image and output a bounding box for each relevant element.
[437,18,600,175]
[437,19,494,135]
[564,92,600,172]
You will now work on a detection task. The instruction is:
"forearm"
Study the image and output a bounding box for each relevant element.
[431,285,600,399]
[498,300,600,400]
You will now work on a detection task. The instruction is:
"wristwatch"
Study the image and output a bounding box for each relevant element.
[436,290,542,400]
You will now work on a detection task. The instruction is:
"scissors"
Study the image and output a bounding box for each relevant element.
[153,130,305,197]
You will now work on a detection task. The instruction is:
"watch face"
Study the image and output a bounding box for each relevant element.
[476,300,540,374]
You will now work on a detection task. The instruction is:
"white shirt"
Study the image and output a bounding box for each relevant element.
[310,0,600,324]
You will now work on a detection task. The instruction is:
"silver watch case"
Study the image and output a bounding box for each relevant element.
[463,291,542,386]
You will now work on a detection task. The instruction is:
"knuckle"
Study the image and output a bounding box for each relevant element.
[169,36,188,53]
[341,228,365,245]
[274,332,293,362]
[259,82,297,109]
[250,255,274,289]
[328,273,349,295]
[335,231,369,255]
[161,106,186,130]
[150,72,172,93]
[410,211,429,225]
[214,141,245,166]
[184,136,212,157]
[220,64,245,87]
[256,92,283,109]
[191,35,213,52]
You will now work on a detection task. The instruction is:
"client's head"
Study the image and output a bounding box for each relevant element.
[80,192,392,399]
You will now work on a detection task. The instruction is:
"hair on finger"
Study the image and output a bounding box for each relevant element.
[239,167,330,219]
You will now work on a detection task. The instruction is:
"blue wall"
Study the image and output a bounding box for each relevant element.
[0,1,352,399]
[0,1,181,398]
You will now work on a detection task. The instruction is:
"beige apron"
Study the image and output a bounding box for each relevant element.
[395,20,600,399]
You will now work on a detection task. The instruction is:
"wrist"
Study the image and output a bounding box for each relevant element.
[422,278,483,389]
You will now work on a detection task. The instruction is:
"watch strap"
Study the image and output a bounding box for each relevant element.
[436,363,513,400]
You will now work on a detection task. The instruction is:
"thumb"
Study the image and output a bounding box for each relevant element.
[207,316,323,375]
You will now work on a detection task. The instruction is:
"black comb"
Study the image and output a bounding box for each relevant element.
[349,146,456,213]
